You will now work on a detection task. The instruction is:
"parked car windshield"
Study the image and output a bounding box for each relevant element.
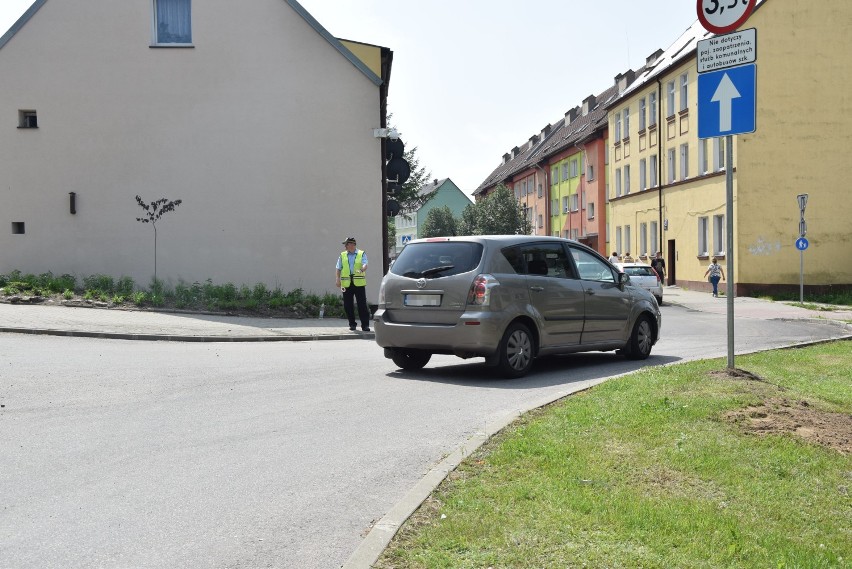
[391,241,484,279]
[623,266,656,277]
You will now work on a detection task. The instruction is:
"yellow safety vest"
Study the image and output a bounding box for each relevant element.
[340,250,366,288]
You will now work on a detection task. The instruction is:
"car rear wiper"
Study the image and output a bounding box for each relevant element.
[421,265,455,277]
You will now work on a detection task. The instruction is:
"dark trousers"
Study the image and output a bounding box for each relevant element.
[342,285,370,328]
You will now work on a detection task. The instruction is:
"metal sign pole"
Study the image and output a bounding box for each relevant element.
[726,135,735,370]
[800,249,804,304]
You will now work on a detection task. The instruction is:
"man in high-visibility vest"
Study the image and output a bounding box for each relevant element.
[335,237,371,332]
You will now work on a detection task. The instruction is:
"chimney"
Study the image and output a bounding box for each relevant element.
[540,123,552,139]
[581,96,596,116]
[565,106,580,124]
[502,152,511,164]
[528,134,539,149]
[511,145,520,159]
[615,69,636,92]
[646,49,664,67]
[433,179,439,185]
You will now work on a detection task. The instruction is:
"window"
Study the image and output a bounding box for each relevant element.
[563,196,569,213]
[680,73,689,112]
[680,143,689,180]
[587,202,595,220]
[571,247,615,283]
[623,106,630,139]
[650,155,658,187]
[552,167,559,184]
[538,214,544,228]
[640,222,648,256]
[12,222,25,234]
[698,139,708,174]
[570,159,578,178]
[571,228,579,241]
[713,137,726,171]
[616,226,622,254]
[538,184,543,198]
[668,148,676,184]
[615,168,622,197]
[650,221,658,255]
[18,110,37,128]
[639,159,647,191]
[614,112,622,141]
[649,92,657,126]
[713,214,725,255]
[625,225,632,255]
[587,163,595,181]
[153,0,192,45]
[666,81,675,116]
[605,142,609,165]
[698,217,709,256]
[570,194,579,212]
[562,163,569,181]
[624,165,631,195]
[551,198,558,214]
[639,98,647,131]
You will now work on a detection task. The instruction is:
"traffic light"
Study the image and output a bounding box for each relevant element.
[385,136,410,217]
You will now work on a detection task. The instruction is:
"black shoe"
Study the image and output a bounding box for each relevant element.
[362,326,371,332]
[349,325,357,331]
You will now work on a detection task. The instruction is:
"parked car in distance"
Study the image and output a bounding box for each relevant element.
[374,236,662,378]
[615,262,664,305]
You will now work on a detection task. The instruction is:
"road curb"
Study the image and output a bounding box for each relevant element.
[0,327,374,342]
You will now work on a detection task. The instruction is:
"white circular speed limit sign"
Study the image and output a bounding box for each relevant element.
[697,0,756,34]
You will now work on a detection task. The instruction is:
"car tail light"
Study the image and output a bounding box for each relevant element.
[378,282,386,306]
[467,274,498,306]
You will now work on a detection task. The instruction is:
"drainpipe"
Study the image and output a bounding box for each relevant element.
[656,77,664,269]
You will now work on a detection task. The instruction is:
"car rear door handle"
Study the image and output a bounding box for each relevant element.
[586,289,595,295]
[530,286,544,292]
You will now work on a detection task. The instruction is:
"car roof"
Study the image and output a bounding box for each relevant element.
[407,235,584,248]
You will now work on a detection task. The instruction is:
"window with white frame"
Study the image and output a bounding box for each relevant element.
[625,225,632,255]
[698,216,709,256]
[571,228,579,240]
[624,164,631,195]
[713,137,726,171]
[666,81,675,117]
[587,163,595,180]
[615,168,622,197]
[614,112,622,141]
[153,0,192,45]
[570,194,579,211]
[562,163,569,180]
[551,198,558,213]
[623,106,630,138]
[616,227,622,254]
[680,143,689,180]
[698,138,708,174]
[18,110,38,128]
[640,222,648,256]
[650,221,658,255]
[668,148,676,184]
[563,230,570,239]
[552,167,559,184]
[713,214,725,255]
[679,72,689,112]
[563,196,569,213]
[650,154,658,187]
[570,159,578,178]
[538,214,543,228]
[639,98,646,131]
[649,92,657,126]
[538,183,543,198]
[639,159,647,191]
[587,202,595,220]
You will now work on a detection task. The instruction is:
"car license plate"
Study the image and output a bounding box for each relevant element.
[404,293,441,307]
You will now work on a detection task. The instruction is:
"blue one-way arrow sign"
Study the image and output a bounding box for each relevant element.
[698,63,756,139]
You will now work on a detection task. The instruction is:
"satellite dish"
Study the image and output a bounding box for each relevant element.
[386,199,401,217]
[386,156,411,184]
[386,138,404,160]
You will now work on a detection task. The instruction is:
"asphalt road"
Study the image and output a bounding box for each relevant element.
[0,305,847,568]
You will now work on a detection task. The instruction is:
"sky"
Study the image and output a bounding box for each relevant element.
[0,0,699,194]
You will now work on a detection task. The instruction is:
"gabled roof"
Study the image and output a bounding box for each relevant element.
[473,83,620,195]
[0,0,383,86]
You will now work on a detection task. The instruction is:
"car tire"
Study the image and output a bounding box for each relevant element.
[624,315,654,360]
[391,349,432,371]
[495,322,534,378]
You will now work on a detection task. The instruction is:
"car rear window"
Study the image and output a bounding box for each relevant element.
[624,266,655,277]
[391,241,484,279]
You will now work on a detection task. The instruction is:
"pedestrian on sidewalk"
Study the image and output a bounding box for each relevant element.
[335,237,371,332]
[703,257,726,297]
[651,251,666,283]
[608,251,619,264]
[623,252,635,263]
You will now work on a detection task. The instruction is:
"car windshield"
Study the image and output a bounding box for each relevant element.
[624,266,655,277]
[391,241,484,279]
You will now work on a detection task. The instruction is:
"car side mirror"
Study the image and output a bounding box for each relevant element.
[619,272,630,287]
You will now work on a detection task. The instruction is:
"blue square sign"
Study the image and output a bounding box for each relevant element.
[698,63,756,139]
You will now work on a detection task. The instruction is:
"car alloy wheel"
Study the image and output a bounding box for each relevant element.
[497,322,534,378]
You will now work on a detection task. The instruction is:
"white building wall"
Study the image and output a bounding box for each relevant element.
[0,0,383,300]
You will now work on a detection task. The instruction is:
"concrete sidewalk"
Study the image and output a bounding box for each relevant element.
[1,287,850,341]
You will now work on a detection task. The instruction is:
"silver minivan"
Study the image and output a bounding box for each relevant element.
[374,236,661,377]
